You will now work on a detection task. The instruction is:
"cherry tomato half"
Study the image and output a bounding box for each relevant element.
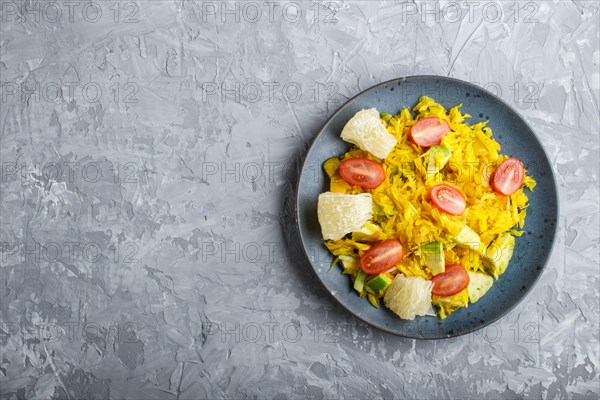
[339,158,386,189]
[491,157,524,196]
[431,264,470,296]
[410,117,451,147]
[360,239,404,275]
[430,184,466,215]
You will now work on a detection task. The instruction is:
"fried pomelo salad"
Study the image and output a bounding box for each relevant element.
[317,96,536,320]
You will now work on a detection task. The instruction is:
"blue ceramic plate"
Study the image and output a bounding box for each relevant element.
[296,76,558,339]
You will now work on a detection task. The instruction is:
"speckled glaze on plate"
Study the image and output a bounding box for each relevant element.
[295,76,559,339]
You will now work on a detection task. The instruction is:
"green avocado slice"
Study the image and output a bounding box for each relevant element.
[467,271,494,303]
[424,145,452,176]
[353,270,367,293]
[483,233,515,278]
[454,225,482,253]
[420,241,445,275]
[365,273,393,294]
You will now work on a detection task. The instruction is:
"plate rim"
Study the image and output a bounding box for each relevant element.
[295,74,559,339]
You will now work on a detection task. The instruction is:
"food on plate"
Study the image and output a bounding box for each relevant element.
[360,239,404,275]
[430,264,470,296]
[419,241,445,275]
[318,96,536,319]
[467,271,494,303]
[317,192,373,240]
[422,145,452,176]
[339,158,386,189]
[491,157,525,196]
[383,275,434,320]
[340,108,398,159]
[482,232,515,278]
[409,116,451,147]
[430,184,466,215]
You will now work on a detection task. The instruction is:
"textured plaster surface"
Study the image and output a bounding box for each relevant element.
[0,1,598,399]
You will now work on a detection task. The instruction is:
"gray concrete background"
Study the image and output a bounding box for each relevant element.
[0,1,598,399]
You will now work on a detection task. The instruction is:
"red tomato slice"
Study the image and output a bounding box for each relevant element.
[339,158,385,189]
[430,184,466,215]
[410,117,451,147]
[491,157,524,196]
[431,264,470,296]
[360,240,404,275]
